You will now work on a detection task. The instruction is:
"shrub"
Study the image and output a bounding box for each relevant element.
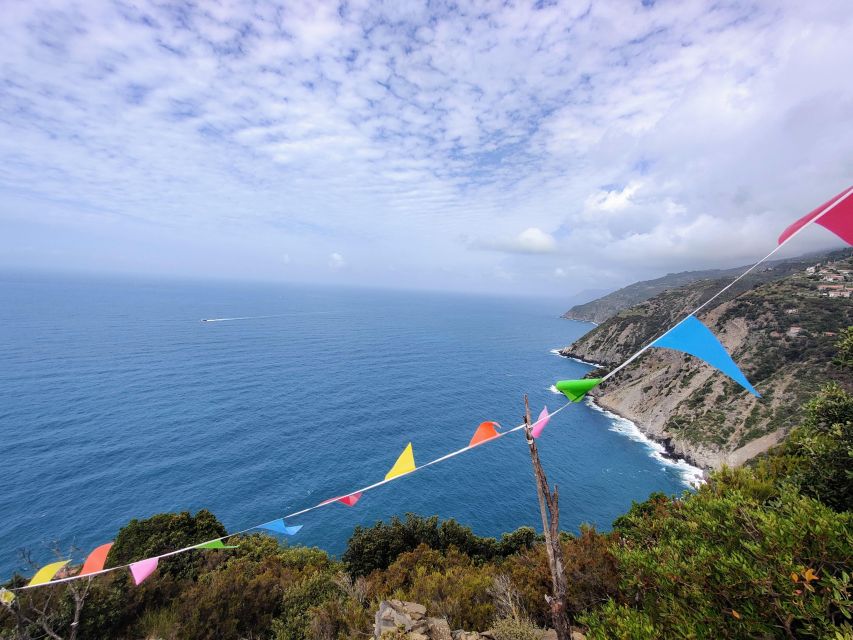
[367,544,497,630]
[579,600,657,640]
[108,509,227,581]
[343,514,535,577]
[759,383,853,512]
[501,527,620,627]
[608,486,852,638]
[490,616,541,640]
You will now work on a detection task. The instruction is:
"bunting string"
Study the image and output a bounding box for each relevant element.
[602,185,853,384]
[4,184,851,596]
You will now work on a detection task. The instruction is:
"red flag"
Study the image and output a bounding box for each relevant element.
[338,492,362,507]
[778,186,853,246]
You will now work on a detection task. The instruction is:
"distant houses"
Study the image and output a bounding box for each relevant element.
[804,261,853,298]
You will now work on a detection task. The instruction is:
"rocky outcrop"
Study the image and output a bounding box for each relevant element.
[374,600,450,640]
[373,600,586,640]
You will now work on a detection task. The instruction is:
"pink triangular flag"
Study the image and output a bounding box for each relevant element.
[778,186,853,246]
[531,407,550,439]
[129,557,159,585]
[338,492,362,507]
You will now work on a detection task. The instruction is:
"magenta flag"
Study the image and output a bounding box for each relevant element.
[129,557,159,585]
[778,186,853,246]
[531,407,550,439]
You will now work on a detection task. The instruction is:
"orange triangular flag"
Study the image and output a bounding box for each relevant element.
[469,421,500,447]
[79,542,113,576]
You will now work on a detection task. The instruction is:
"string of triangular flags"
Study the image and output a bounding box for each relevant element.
[2,184,850,603]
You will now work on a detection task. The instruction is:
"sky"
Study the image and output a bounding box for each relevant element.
[1,0,851,297]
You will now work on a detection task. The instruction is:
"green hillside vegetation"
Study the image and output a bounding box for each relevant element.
[562,248,852,324]
[2,336,851,639]
[561,256,853,460]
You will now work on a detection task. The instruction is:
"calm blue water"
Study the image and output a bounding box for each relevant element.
[0,275,693,578]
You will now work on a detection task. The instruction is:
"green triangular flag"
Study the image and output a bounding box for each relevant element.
[555,378,602,402]
[195,540,239,550]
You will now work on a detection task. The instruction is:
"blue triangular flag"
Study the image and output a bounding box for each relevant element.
[257,519,303,536]
[651,316,760,397]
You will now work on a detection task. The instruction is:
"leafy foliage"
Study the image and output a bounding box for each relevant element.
[343,513,536,577]
[835,326,853,369]
[366,544,497,630]
[773,383,853,512]
[108,509,226,581]
[610,485,852,638]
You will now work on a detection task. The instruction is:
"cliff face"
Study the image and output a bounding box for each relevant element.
[560,257,853,469]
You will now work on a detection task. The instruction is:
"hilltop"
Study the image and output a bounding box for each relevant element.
[562,249,852,324]
[559,253,853,468]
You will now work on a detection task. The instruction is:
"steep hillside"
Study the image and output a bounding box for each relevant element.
[563,249,852,324]
[560,255,853,468]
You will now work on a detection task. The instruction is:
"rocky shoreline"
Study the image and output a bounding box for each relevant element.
[556,348,710,476]
[589,393,707,475]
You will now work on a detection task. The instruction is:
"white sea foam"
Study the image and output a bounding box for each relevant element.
[549,349,605,368]
[585,398,705,487]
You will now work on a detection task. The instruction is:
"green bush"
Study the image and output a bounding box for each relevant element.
[490,616,541,640]
[367,544,497,630]
[579,600,657,640]
[502,527,620,627]
[343,514,535,577]
[108,509,227,581]
[609,485,852,638]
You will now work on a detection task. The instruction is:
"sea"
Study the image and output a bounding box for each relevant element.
[0,275,701,578]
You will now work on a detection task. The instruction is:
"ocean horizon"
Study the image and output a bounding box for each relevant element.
[0,274,698,579]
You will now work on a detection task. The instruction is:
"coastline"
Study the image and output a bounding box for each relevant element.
[549,349,608,369]
[551,346,705,486]
[586,395,706,487]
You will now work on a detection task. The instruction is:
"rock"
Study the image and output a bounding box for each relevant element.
[374,600,442,639]
[452,632,481,640]
[427,617,453,640]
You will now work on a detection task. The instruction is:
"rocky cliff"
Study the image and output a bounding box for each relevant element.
[560,256,853,469]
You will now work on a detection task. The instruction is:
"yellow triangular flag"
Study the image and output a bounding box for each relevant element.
[385,442,415,480]
[27,560,70,586]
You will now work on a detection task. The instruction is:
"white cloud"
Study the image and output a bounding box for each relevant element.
[584,181,643,216]
[513,228,558,254]
[328,252,346,270]
[474,227,558,254]
[0,1,850,295]
[554,267,567,278]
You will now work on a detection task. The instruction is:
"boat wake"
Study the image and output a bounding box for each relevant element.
[201,312,330,323]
